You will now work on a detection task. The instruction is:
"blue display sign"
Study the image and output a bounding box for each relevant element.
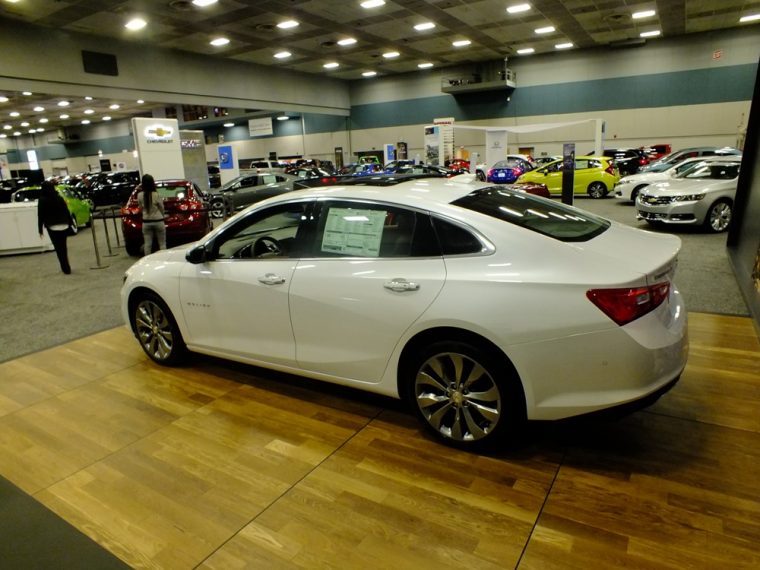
[218,145,234,169]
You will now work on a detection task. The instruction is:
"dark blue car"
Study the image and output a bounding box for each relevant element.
[486,157,533,183]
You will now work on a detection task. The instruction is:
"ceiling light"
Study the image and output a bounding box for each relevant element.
[274,51,292,59]
[125,18,147,31]
[22,92,32,96]
[2,125,10,130]
[632,10,656,19]
[418,62,434,69]
[9,111,19,117]
[210,37,230,46]
[85,96,93,100]
[102,116,112,121]
[39,118,48,123]
[28,129,36,134]
[84,109,94,114]
[58,100,70,107]
[517,47,535,54]
[362,71,377,77]
[383,51,400,58]
[13,131,21,136]
[0,96,7,103]
[323,62,340,69]
[33,106,44,112]
[640,30,661,37]
[137,99,145,104]
[739,14,760,23]
[277,20,299,29]
[337,38,357,46]
[0,134,5,139]
[452,39,471,47]
[109,104,120,110]
[361,0,385,8]
[555,42,573,49]
[414,22,435,31]
[36,128,45,132]
[223,122,235,127]
[276,115,289,121]
[59,114,69,119]
[81,119,91,125]
[20,122,29,127]
[535,26,555,34]
[192,0,218,6]
[507,3,531,14]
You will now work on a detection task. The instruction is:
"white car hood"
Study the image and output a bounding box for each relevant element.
[644,178,737,195]
[620,171,671,184]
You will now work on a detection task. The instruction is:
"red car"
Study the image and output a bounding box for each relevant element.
[121,179,212,256]
[511,181,551,198]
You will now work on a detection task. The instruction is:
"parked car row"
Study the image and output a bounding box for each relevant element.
[10,184,93,234]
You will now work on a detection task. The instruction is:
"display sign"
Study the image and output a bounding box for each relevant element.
[424,126,442,165]
[144,124,174,143]
[321,207,385,256]
[218,145,234,169]
[131,117,184,180]
[248,117,274,137]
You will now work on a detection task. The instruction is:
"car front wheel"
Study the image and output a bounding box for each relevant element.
[404,340,523,449]
[587,181,607,199]
[210,198,225,219]
[133,293,187,365]
[704,200,732,233]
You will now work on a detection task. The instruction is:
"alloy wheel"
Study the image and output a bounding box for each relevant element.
[708,202,731,232]
[210,199,225,219]
[588,182,606,199]
[414,351,501,442]
[135,299,175,361]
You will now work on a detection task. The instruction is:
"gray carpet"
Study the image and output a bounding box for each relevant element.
[0,197,748,364]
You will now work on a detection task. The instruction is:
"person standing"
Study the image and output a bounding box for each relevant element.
[37,180,72,274]
[136,174,166,254]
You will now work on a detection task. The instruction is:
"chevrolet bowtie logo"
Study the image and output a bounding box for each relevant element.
[144,124,174,141]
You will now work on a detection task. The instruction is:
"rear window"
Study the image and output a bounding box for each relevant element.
[452,187,610,242]
[157,184,190,199]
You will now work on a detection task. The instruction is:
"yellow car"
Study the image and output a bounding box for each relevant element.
[516,155,620,198]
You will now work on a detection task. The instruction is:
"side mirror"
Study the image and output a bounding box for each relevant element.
[186,244,210,264]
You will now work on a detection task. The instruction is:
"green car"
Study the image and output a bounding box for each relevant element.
[11,184,93,234]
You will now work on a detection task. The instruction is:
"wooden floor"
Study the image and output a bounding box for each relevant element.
[0,312,759,569]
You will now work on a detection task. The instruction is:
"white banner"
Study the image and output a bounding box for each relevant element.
[248,117,273,137]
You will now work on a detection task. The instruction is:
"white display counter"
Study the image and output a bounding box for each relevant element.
[0,202,54,255]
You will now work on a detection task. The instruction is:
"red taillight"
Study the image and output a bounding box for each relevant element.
[639,158,648,165]
[121,206,140,216]
[320,177,337,184]
[605,163,616,175]
[513,167,523,177]
[487,169,494,178]
[586,282,670,326]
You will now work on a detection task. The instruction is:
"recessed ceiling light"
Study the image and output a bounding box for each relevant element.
[22,92,32,96]
[125,18,147,31]
[277,20,299,29]
[109,104,120,110]
[210,37,230,46]
[414,22,435,31]
[28,129,36,134]
[36,128,45,132]
[452,40,471,47]
[640,30,661,37]
[323,62,340,69]
[274,51,292,59]
[33,106,44,112]
[517,47,535,54]
[59,114,69,119]
[20,122,29,127]
[136,99,145,104]
[383,51,400,58]
[84,109,95,114]
[81,119,91,125]
[418,62,434,69]
[276,115,289,121]
[2,125,11,130]
[9,111,19,117]
[362,71,377,77]
[507,3,531,14]
[192,0,218,6]
[102,116,112,121]
[555,42,573,49]
[337,38,357,46]
[84,96,93,101]
[361,0,385,8]
[535,26,555,34]
[0,96,8,103]
[739,14,760,23]
[632,10,656,19]
[13,131,21,136]
[39,118,48,123]
[58,100,70,107]
[0,134,5,139]
[223,122,235,127]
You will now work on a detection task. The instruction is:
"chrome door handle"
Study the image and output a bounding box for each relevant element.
[258,273,286,285]
[384,278,420,292]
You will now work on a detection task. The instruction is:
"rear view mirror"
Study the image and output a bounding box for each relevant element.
[186,244,209,264]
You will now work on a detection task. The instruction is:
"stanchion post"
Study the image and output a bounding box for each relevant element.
[101,209,118,257]
[111,206,122,247]
[90,212,109,270]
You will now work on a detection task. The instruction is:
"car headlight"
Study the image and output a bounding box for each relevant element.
[671,193,706,202]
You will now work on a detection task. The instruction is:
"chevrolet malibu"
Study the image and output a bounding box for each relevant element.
[121,179,688,449]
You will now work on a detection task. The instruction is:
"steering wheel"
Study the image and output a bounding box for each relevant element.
[253,236,282,257]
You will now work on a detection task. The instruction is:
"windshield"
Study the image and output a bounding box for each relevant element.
[675,162,741,180]
[452,186,610,242]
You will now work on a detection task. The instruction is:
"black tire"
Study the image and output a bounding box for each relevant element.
[403,340,524,449]
[210,198,225,219]
[125,241,143,257]
[132,292,187,365]
[630,185,647,203]
[703,200,732,233]
[587,181,607,199]
[476,170,486,182]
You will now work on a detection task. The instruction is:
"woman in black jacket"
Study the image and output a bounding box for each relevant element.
[37,180,72,274]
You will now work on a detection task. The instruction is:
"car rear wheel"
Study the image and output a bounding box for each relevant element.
[125,241,143,257]
[587,181,608,199]
[133,292,187,365]
[704,200,732,233]
[210,198,225,219]
[476,170,486,181]
[404,340,523,449]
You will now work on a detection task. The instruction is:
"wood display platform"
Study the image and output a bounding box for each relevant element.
[0,313,758,568]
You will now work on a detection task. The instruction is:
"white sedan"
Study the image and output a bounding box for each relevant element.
[614,155,712,202]
[121,178,688,449]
